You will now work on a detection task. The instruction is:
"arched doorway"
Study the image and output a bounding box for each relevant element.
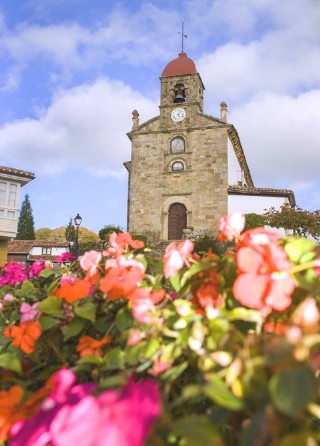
[168,203,187,240]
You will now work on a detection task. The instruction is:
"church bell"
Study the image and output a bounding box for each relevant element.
[174,84,186,103]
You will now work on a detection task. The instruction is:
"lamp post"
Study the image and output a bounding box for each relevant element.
[74,213,82,258]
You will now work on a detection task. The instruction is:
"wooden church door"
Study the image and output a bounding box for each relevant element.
[168,203,187,240]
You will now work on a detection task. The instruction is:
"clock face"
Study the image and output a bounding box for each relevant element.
[171,108,186,122]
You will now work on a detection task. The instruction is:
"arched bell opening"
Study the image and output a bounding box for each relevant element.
[173,83,186,103]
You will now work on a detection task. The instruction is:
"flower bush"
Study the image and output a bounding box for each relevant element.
[1,216,320,445]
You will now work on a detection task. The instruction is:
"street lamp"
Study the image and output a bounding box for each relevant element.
[74,213,82,258]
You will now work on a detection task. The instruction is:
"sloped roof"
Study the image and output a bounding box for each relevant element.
[0,166,35,180]
[8,240,69,253]
[227,126,254,188]
[228,185,296,206]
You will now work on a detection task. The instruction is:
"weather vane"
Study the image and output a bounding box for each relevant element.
[178,18,187,52]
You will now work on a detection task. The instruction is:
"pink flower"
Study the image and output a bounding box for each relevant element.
[20,302,41,323]
[217,212,245,241]
[233,228,296,316]
[3,294,14,302]
[149,357,171,377]
[163,240,194,278]
[60,274,77,286]
[129,288,165,324]
[80,251,102,281]
[29,261,45,278]
[128,329,145,346]
[103,232,144,257]
[55,252,76,263]
[10,370,161,446]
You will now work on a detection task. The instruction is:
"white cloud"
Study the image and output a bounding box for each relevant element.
[0,78,158,176]
[229,90,320,186]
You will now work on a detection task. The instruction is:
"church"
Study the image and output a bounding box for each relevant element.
[124,51,295,241]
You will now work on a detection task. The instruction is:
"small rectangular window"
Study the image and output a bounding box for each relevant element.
[0,209,5,217]
[0,182,6,206]
[42,247,52,255]
[8,184,17,207]
[7,211,15,219]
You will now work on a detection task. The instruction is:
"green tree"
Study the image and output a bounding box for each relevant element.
[244,213,266,231]
[264,204,320,240]
[35,227,52,240]
[98,224,123,240]
[65,218,76,242]
[16,194,36,240]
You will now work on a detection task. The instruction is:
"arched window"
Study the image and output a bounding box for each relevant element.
[171,136,185,154]
[172,161,184,171]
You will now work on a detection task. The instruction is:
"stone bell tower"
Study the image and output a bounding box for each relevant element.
[124,52,232,241]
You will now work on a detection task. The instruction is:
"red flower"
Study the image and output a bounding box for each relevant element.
[233,228,295,316]
[0,386,24,441]
[76,335,112,358]
[100,266,144,300]
[4,321,42,354]
[193,279,223,309]
[54,278,93,303]
[163,240,194,278]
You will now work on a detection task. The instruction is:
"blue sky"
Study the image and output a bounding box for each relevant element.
[0,0,319,233]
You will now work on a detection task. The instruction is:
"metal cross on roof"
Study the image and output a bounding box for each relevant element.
[178,18,187,52]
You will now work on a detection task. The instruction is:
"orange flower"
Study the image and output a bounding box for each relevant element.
[54,278,93,303]
[100,265,144,300]
[4,321,42,354]
[0,385,24,441]
[76,335,112,358]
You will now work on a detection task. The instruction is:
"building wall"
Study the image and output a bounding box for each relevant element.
[0,240,8,266]
[128,70,229,241]
[128,123,229,240]
[228,195,288,215]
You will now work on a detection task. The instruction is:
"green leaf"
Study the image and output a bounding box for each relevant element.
[203,378,244,411]
[116,307,134,331]
[103,348,125,370]
[0,353,22,374]
[269,366,317,417]
[285,239,316,264]
[74,301,96,323]
[62,318,85,339]
[144,338,160,358]
[180,261,211,288]
[170,273,182,292]
[21,279,35,295]
[99,374,126,389]
[39,316,60,331]
[39,268,56,278]
[77,355,103,365]
[38,296,63,316]
[126,340,148,366]
[240,409,269,446]
[173,417,223,446]
[228,307,263,324]
[161,361,188,381]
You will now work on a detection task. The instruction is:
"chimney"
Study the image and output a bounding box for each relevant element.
[132,109,140,130]
[220,101,228,122]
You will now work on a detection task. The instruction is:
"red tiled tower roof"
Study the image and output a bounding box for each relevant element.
[161,52,197,77]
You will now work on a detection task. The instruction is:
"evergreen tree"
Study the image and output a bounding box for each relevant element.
[65,218,76,242]
[16,194,36,240]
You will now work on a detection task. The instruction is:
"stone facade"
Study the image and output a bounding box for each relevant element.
[125,54,231,241]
